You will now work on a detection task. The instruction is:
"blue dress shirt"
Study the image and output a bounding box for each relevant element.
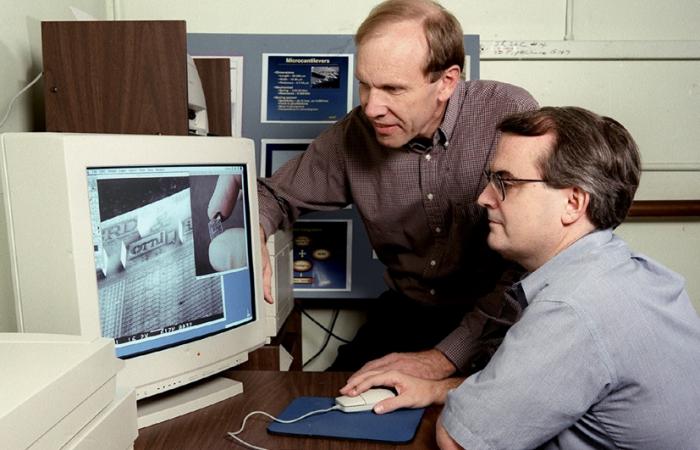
[441,229,700,449]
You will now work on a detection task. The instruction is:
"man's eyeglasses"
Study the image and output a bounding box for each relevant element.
[483,169,548,201]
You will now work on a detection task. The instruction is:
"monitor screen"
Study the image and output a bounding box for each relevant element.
[86,164,255,359]
[1,133,268,427]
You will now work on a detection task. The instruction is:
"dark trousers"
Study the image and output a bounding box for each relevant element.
[326,289,468,372]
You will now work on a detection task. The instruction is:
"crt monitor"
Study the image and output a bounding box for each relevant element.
[0,132,268,427]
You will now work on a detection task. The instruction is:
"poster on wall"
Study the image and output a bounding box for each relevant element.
[292,220,352,292]
[261,53,353,123]
[260,139,311,178]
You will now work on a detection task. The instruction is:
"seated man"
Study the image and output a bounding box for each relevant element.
[341,106,700,449]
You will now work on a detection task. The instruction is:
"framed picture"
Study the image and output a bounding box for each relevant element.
[261,53,353,123]
[292,219,352,292]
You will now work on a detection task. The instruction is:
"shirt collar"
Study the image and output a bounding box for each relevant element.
[405,129,448,153]
[406,136,433,152]
[405,81,463,153]
[517,229,614,306]
[437,80,466,149]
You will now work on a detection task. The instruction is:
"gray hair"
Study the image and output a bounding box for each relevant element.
[497,106,641,229]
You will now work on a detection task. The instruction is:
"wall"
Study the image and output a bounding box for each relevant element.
[0,0,113,332]
[1,0,698,368]
[0,1,114,131]
[115,0,700,369]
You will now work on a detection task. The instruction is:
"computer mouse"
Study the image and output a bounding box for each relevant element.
[334,388,396,413]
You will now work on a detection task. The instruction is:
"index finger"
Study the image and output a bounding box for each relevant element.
[339,369,383,396]
[341,354,400,392]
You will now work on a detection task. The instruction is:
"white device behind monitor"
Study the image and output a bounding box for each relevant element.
[265,229,294,337]
[0,132,268,427]
[187,54,209,136]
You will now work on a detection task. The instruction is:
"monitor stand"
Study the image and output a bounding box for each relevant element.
[136,376,243,428]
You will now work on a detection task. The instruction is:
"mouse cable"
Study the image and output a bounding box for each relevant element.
[227,405,340,450]
[0,72,43,130]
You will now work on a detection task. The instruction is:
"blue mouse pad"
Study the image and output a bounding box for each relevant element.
[267,396,425,443]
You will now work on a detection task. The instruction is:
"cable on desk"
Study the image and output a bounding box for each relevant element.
[227,405,339,450]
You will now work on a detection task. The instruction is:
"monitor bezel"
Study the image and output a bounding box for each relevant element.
[2,132,267,400]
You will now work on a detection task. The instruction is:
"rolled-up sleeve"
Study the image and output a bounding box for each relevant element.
[436,305,490,372]
[436,268,524,373]
[256,126,350,238]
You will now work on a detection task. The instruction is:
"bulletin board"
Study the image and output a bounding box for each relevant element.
[188,33,480,301]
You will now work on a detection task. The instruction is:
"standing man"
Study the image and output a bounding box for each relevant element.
[344,106,700,449]
[256,0,538,376]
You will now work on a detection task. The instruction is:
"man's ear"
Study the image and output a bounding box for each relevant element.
[562,187,590,225]
[437,64,461,102]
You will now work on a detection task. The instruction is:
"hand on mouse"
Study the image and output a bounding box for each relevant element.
[340,349,456,398]
[341,369,464,414]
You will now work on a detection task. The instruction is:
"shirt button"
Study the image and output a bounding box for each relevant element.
[427,193,434,200]
[435,227,441,233]
[425,154,432,161]
[430,289,436,295]
[444,140,449,148]
[430,260,436,266]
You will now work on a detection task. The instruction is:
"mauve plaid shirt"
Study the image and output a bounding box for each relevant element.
[258,80,538,371]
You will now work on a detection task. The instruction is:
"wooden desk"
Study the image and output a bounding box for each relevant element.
[135,370,440,449]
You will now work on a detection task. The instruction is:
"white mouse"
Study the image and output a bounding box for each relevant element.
[334,388,396,413]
